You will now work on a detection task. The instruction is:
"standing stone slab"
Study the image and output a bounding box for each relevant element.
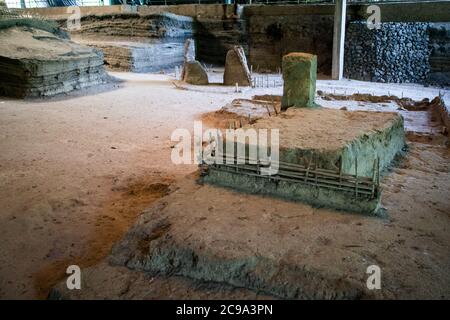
[182,61,209,85]
[181,38,196,80]
[223,45,252,86]
[183,38,196,62]
[281,53,317,110]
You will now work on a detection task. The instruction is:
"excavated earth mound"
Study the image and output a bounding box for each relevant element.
[250,108,405,176]
[69,13,194,39]
[68,13,195,72]
[0,26,107,98]
[202,107,405,215]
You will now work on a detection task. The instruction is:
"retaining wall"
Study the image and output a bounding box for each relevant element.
[344,22,431,84]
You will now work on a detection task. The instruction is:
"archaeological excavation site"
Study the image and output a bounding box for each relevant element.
[0,0,449,305]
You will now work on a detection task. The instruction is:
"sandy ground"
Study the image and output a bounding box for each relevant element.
[75,141,449,300]
[250,107,400,150]
[0,71,448,299]
[52,135,450,300]
[0,72,232,299]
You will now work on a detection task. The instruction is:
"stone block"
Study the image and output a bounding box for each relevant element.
[281,52,317,109]
[182,60,209,85]
[223,45,252,86]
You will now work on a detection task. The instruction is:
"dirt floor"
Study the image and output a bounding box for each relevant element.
[54,140,450,300]
[0,27,77,60]
[0,72,231,299]
[0,71,449,299]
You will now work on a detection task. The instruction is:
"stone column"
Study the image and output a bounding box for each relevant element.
[332,0,347,80]
[181,39,196,80]
[281,52,317,110]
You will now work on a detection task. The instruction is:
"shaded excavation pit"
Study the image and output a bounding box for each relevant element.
[201,107,406,216]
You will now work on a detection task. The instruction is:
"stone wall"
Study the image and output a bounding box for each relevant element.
[428,23,450,86]
[344,22,431,84]
[344,21,450,86]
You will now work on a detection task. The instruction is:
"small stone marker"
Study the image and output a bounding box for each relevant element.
[182,61,209,85]
[223,45,252,86]
[281,52,318,110]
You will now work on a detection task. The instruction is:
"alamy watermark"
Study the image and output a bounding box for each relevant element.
[66,6,81,31]
[66,265,81,290]
[366,265,381,290]
[367,5,381,30]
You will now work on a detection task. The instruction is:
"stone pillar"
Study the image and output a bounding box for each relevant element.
[183,38,196,63]
[332,0,347,80]
[181,39,196,80]
[281,52,317,110]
